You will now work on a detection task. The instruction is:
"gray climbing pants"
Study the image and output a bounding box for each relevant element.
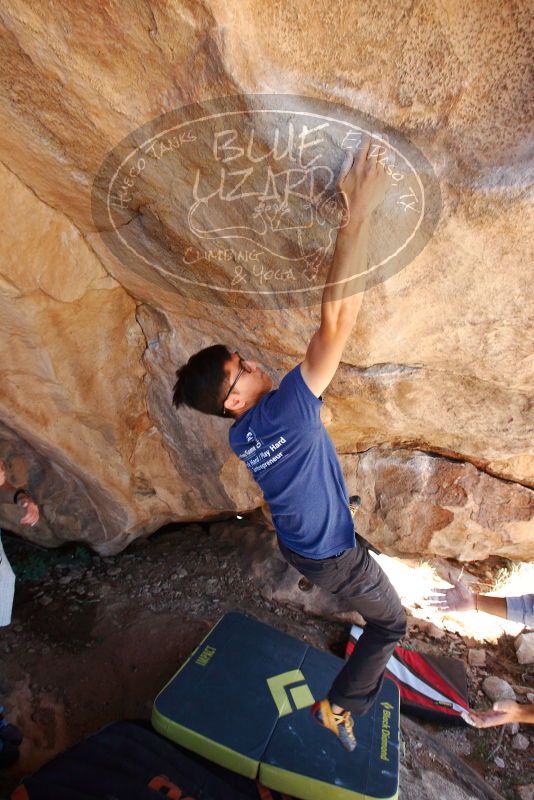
[277,538,406,716]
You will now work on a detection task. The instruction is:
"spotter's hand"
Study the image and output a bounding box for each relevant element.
[426,574,475,613]
[462,699,534,728]
[18,495,40,527]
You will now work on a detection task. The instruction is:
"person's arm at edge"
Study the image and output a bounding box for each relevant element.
[476,594,508,619]
[470,593,532,625]
[0,460,18,503]
[463,699,534,728]
[427,575,508,617]
[427,575,533,624]
[0,459,39,526]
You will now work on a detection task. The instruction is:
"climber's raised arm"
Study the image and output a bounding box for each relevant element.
[301,134,392,398]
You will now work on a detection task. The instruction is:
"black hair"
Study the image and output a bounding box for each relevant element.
[172,344,234,418]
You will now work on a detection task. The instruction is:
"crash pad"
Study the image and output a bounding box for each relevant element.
[153,612,400,800]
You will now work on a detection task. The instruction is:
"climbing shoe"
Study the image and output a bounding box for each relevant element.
[310,699,357,752]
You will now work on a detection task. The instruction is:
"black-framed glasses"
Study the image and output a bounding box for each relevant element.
[222,351,250,416]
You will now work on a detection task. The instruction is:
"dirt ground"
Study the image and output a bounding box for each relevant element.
[0,518,532,800]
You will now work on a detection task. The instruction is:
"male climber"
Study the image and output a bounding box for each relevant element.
[172,134,406,751]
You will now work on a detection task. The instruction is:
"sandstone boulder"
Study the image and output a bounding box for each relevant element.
[482,676,516,703]
[514,633,534,665]
[0,0,532,556]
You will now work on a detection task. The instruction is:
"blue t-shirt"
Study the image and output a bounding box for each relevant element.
[229,363,356,558]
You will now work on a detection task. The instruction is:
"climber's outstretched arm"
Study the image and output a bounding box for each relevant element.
[301,134,391,399]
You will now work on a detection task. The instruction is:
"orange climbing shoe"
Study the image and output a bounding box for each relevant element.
[310,699,357,752]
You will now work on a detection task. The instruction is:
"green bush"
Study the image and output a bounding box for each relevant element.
[11,544,92,583]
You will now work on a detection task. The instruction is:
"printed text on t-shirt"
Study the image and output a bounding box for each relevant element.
[239,435,287,474]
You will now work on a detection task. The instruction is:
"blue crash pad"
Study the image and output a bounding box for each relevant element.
[153,611,400,800]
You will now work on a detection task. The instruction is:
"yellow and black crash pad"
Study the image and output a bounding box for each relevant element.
[152,611,400,800]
